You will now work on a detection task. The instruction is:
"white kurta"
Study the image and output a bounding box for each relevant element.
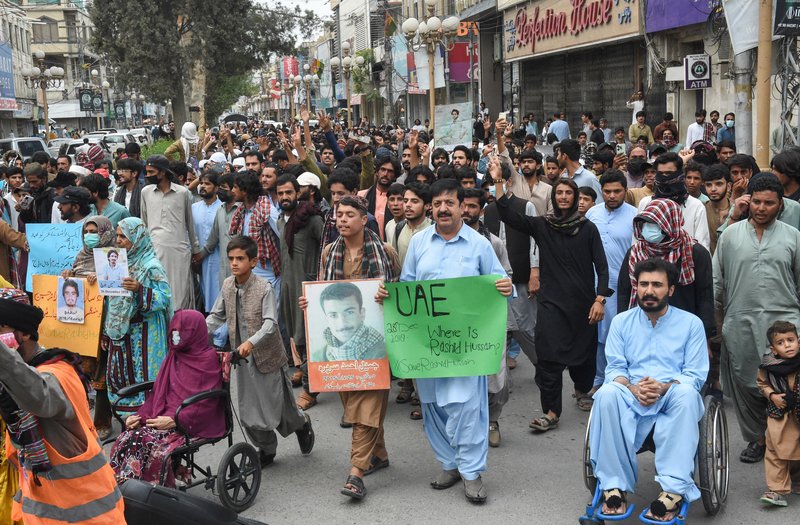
[140,182,200,310]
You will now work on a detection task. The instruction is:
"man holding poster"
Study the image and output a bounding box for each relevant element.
[302,196,399,501]
[379,178,512,504]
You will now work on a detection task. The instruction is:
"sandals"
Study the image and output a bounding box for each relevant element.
[740,441,766,463]
[599,488,627,516]
[396,381,414,403]
[646,491,683,521]
[430,469,460,490]
[575,393,593,412]
[340,474,366,500]
[410,409,422,420]
[760,491,788,506]
[296,391,318,410]
[362,455,390,476]
[529,415,559,432]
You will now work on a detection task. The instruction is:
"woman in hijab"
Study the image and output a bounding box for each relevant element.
[109,309,225,487]
[495,174,611,431]
[617,198,714,334]
[104,217,173,412]
[61,215,116,439]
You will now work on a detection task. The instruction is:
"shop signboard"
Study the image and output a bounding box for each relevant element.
[775,0,800,35]
[684,54,712,90]
[79,89,93,112]
[114,101,126,118]
[503,0,641,61]
[0,42,16,110]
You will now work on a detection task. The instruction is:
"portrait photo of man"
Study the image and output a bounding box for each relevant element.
[310,281,386,362]
[57,277,84,324]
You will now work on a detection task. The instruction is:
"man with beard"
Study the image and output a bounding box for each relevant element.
[378,178,511,504]
[320,168,381,251]
[463,188,514,447]
[261,162,280,208]
[54,186,92,225]
[588,258,708,523]
[585,171,638,391]
[592,151,615,179]
[244,151,265,174]
[399,144,412,184]
[17,163,53,224]
[451,146,471,169]
[701,164,732,255]
[558,139,603,204]
[714,175,800,463]
[637,153,710,251]
[192,172,223,313]
[543,155,561,186]
[508,149,553,217]
[358,156,400,239]
[276,174,324,410]
[114,157,144,217]
[431,148,450,170]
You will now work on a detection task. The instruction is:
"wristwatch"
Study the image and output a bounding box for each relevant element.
[595,297,607,305]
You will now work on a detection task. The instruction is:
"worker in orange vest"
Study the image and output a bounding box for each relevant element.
[0,297,126,524]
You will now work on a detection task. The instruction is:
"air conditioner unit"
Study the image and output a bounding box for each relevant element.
[494,33,502,62]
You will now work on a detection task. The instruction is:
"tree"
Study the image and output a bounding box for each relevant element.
[89,0,316,127]
[205,74,257,124]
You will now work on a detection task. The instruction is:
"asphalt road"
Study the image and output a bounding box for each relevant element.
[110,355,783,524]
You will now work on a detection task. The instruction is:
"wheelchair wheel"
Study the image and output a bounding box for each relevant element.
[216,442,261,513]
[582,409,597,494]
[698,395,729,515]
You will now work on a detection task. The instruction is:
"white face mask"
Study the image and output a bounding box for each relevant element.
[641,222,666,244]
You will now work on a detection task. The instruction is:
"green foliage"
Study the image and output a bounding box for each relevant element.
[352,50,374,94]
[141,139,174,159]
[206,74,258,123]
[89,0,319,117]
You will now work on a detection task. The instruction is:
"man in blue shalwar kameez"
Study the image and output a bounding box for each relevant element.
[395,178,511,504]
[589,258,708,522]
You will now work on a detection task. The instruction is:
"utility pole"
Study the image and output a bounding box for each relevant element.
[755,0,773,167]
[733,50,753,155]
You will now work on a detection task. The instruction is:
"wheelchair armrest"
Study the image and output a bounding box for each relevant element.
[116,381,156,398]
[111,381,156,426]
[174,389,228,440]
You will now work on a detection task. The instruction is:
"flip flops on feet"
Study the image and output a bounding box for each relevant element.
[599,488,627,517]
[760,491,788,507]
[646,491,683,521]
[341,475,366,500]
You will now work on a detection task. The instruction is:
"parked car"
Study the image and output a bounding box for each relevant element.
[0,137,48,161]
[102,133,137,152]
[47,138,72,158]
[129,127,152,146]
[64,138,114,165]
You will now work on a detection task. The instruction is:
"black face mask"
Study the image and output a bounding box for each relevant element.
[145,175,159,185]
[217,189,230,203]
[628,158,646,178]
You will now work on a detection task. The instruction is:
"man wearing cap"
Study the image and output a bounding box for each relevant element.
[17,162,54,225]
[47,171,78,224]
[297,172,325,210]
[54,186,92,225]
[0,296,126,523]
[140,154,201,310]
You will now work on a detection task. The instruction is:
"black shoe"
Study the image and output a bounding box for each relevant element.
[296,414,315,455]
[259,450,275,468]
[739,441,766,463]
[340,415,352,428]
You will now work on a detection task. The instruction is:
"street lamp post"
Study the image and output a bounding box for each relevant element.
[302,63,319,114]
[330,41,364,129]
[401,1,459,131]
[21,50,64,139]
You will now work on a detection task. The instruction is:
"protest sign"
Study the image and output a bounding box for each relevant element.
[304,279,391,392]
[384,275,507,378]
[33,274,103,358]
[93,247,131,296]
[25,223,82,292]
[57,276,85,324]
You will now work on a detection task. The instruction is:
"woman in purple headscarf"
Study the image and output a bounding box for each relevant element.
[109,309,226,487]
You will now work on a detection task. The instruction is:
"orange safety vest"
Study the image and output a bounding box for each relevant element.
[5,360,126,525]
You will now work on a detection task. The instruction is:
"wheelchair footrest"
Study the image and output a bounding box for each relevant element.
[580,486,635,523]
[638,500,690,525]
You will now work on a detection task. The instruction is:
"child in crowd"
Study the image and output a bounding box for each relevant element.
[206,235,314,466]
[758,320,800,507]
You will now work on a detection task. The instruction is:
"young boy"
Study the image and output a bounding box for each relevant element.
[758,320,800,507]
[577,186,597,217]
[206,235,314,466]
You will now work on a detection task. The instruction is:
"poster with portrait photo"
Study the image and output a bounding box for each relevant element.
[57,277,85,324]
[93,247,131,296]
[303,278,390,393]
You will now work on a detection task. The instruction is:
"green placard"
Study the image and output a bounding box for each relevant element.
[384,275,507,378]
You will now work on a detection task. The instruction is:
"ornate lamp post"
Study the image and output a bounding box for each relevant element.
[21,50,64,138]
[401,1,459,131]
[330,41,364,129]
[302,63,319,114]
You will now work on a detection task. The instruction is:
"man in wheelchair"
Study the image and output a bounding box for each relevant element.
[589,258,709,522]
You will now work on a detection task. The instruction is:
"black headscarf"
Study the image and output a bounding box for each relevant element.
[545,178,586,236]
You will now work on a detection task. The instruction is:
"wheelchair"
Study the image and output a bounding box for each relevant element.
[111,369,261,513]
[579,392,729,524]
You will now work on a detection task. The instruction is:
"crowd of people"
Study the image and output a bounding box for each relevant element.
[0,103,799,523]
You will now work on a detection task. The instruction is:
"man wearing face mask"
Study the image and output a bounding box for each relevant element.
[191,172,223,314]
[624,147,648,189]
[716,112,735,144]
[636,153,711,251]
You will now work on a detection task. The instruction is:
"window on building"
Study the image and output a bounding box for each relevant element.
[32,17,58,43]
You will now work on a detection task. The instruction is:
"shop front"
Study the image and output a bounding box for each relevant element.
[502,0,643,133]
